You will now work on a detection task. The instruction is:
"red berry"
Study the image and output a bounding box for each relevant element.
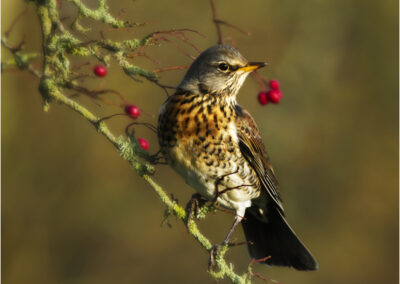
[258,92,269,105]
[138,138,149,151]
[93,65,107,77]
[267,89,282,103]
[269,79,280,90]
[125,105,141,118]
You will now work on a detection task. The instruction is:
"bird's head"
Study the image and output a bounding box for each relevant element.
[178,44,267,98]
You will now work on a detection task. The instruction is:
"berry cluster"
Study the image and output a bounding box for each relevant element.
[93,64,150,151]
[258,79,282,105]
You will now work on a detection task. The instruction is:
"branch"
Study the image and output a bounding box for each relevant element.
[67,0,131,28]
[3,1,257,283]
[1,38,41,78]
[38,47,250,284]
[210,0,223,44]
[209,0,250,44]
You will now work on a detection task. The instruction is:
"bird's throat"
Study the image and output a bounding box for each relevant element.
[158,91,237,148]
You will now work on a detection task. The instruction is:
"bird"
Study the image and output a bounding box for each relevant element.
[157,44,318,270]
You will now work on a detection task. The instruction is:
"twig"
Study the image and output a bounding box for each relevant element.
[3,1,261,283]
[4,7,29,37]
[64,81,129,104]
[251,71,268,90]
[214,19,251,36]
[125,121,158,135]
[126,49,161,65]
[144,29,206,42]
[154,65,189,73]
[155,36,196,60]
[209,0,250,44]
[210,0,223,44]
[1,39,41,78]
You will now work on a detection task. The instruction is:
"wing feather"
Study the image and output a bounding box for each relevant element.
[234,105,284,213]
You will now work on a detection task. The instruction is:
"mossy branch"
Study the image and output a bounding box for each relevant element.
[3,1,256,283]
[67,0,129,28]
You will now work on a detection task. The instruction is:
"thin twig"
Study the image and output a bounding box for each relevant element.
[210,0,223,44]
[1,39,41,78]
[4,7,29,37]
[64,82,128,104]
[154,65,189,73]
[155,36,196,60]
[209,0,250,44]
[214,19,251,36]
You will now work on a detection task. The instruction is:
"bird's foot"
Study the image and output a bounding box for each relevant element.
[185,193,208,227]
[208,244,222,270]
[208,242,231,271]
[148,150,167,165]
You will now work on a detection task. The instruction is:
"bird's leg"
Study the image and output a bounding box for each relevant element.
[209,211,245,270]
[209,170,258,269]
[222,213,243,246]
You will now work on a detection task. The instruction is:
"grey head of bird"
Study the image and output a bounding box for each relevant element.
[178,44,267,98]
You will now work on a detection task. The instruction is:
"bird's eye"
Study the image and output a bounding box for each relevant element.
[218,63,229,71]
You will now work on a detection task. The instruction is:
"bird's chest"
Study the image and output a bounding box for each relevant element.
[158,96,258,205]
[159,98,239,173]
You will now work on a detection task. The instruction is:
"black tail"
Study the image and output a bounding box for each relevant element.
[241,207,318,271]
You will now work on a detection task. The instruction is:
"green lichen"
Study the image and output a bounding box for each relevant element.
[2,0,254,282]
[67,0,127,28]
[122,64,157,81]
[99,39,141,52]
[36,5,52,37]
[69,46,91,56]
[117,136,134,161]
[71,15,91,33]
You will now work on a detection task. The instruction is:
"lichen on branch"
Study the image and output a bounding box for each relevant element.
[2,1,258,283]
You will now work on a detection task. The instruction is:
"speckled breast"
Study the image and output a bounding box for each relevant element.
[158,91,260,209]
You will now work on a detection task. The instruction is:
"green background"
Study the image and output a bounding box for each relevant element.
[2,0,398,283]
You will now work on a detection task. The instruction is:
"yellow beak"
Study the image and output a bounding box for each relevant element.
[237,62,268,73]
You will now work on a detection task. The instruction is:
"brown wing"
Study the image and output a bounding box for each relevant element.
[234,105,284,214]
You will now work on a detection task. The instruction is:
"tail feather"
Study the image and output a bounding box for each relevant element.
[241,207,318,271]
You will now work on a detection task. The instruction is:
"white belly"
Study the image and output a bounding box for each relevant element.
[167,142,258,212]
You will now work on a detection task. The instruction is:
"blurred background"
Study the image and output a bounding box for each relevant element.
[2,0,398,283]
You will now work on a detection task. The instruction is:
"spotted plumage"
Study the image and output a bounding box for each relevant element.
[158,44,318,271]
[159,90,261,214]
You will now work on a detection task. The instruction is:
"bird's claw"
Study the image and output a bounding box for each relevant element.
[208,244,222,270]
[185,193,208,227]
